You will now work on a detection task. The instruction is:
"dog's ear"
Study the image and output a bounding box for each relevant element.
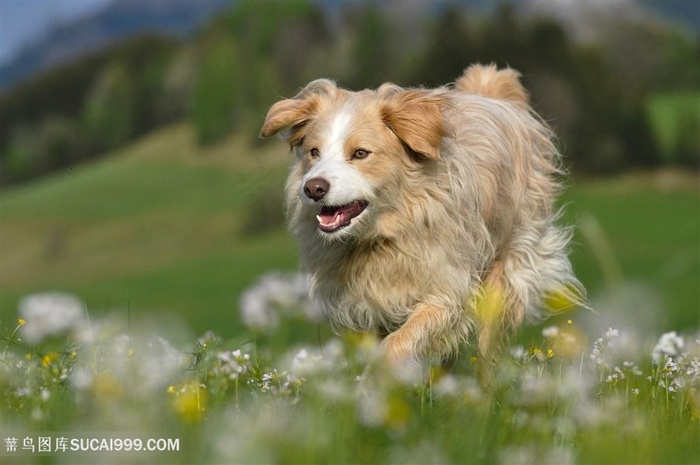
[260,79,336,145]
[381,90,444,161]
[455,63,528,108]
[377,82,403,97]
[260,98,316,146]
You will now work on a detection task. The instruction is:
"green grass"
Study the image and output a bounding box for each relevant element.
[561,173,700,330]
[1,313,698,464]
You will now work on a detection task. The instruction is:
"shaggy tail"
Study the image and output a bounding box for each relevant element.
[455,64,529,107]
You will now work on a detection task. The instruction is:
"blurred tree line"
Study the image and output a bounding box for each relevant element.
[0,0,698,186]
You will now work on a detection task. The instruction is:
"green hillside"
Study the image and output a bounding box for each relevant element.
[0,124,299,336]
[647,91,700,165]
[1,124,698,337]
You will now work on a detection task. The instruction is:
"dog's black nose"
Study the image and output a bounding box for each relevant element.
[303,177,330,201]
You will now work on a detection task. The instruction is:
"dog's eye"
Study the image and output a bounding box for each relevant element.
[352,149,370,160]
[310,148,321,159]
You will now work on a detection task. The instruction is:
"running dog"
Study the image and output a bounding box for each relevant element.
[260,64,583,372]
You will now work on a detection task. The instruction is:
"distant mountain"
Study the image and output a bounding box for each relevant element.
[1,0,695,91]
[0,0,234,90]
[519,0,699,42]
[643,0,700,30]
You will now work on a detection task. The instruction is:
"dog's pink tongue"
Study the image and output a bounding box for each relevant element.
[319,209,340,224]
[319,207,345,229]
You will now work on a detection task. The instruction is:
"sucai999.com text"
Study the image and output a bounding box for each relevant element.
[3,434,180,455]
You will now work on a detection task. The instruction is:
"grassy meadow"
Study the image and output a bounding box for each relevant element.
[1,123,698,464]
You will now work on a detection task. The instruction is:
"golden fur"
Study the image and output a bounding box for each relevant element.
[261,64,584,372]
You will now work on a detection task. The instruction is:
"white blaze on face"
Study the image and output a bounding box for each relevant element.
[301,106,374,207]
[325,108,351,162]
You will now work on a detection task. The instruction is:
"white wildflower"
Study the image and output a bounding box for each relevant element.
[663,357,679,373]
[320,338,347,367]
[608,362,642,384]
[555,366,594,403]
[433,374,483,402]
[510,345,526,361]
[686,357,700,378]
[99,333,188,395]
[499,445,576,465]
[259,369,294,395]
[19,292,85,343]
[289,347,323,378]
[542,325,560,338]
[661,377,683,392]
[70,366,94,391]
[590,328,616,368]
[590,327,639,370]
[141,335,188,392]
[239,272,321,333]
[654,354,694,393]
[622,360,643,376]
[388,440,449,465]
[543,446,577,465]
[273,341,355,401]
[357,389,387,427]
[198,331,222,347]
[519,371,558,406]
[281,339,347,381]
[652,331,685,364]
[432,374,460,397]
[315,378,353,401]
[216,349,252,380]
[499,445,536,465]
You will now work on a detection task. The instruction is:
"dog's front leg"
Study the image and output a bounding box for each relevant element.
[380,302,453,367]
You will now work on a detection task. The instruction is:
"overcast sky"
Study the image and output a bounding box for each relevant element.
[0,0,111,65]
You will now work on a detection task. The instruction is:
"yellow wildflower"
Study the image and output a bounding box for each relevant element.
[18,318,26,326]
[41,352,58,367]
[93,374,123,399]
[553,322,587,360]
[346,331,380,351]
[172,381,207,423]
[385,395,411,433]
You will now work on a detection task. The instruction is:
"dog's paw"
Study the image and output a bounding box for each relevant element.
[380,332,413,362]
[377,332,424,380]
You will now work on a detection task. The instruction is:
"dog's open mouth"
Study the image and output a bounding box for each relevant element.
[315,200,368,233]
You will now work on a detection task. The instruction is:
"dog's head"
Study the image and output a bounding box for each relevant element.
[260,80,444,241]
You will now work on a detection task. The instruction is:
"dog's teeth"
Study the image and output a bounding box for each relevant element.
[316,215,323,224]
